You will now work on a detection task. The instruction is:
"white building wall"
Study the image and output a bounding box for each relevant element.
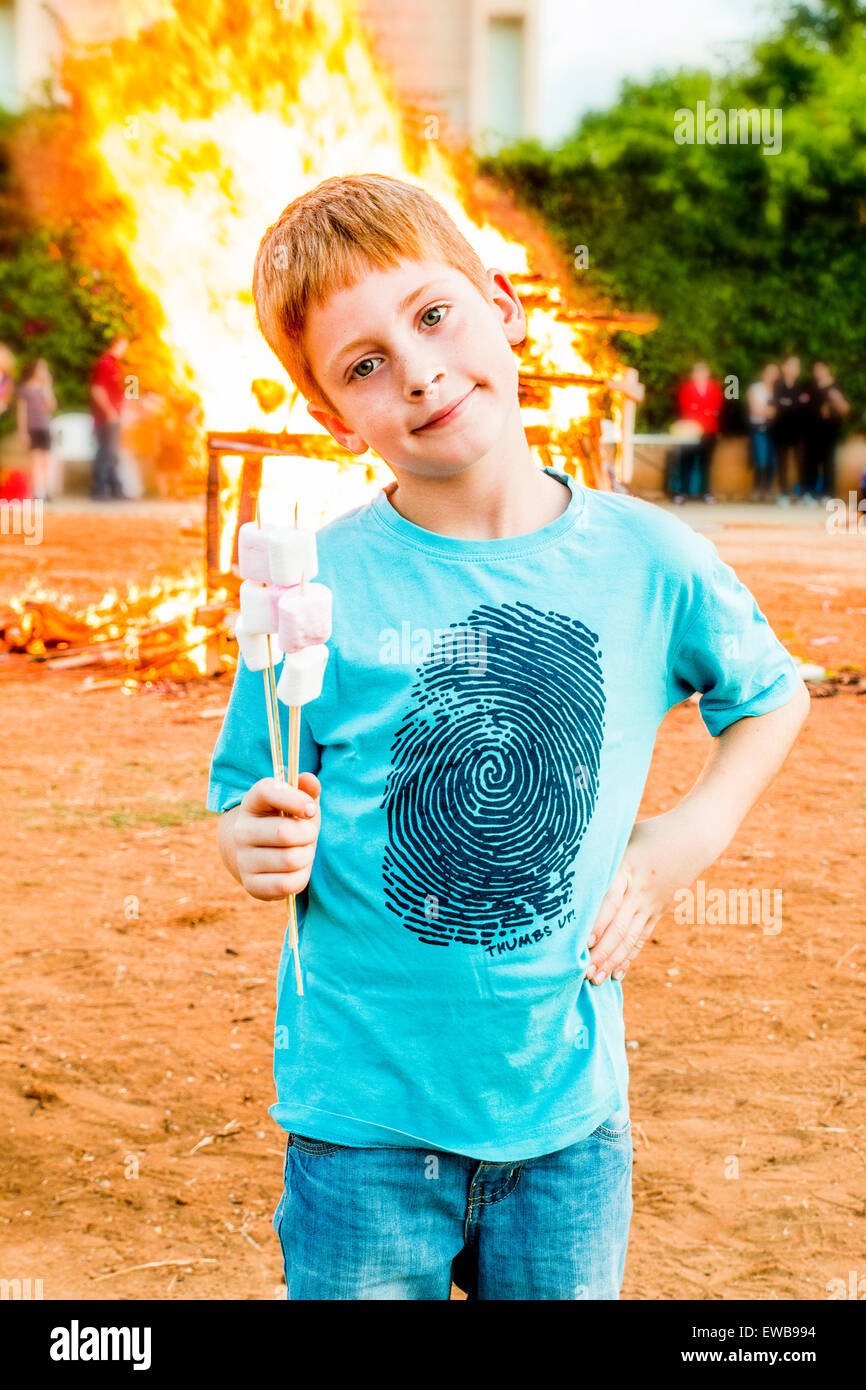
[361,0,538,148]
[4,0,538,151]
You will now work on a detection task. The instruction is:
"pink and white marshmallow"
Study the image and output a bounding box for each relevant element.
[235,617,282,672]
[277,644,329,706]
[237,522,272,583]
[239,579,290,634]
[267,525,318,587]
[277,582,332,652]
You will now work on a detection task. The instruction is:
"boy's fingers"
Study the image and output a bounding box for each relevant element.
[588,906,629,969]
[297,771,322,800]
[242,777,319,819]
[587,915,649,982]
[588,867,628,947]
[586,926,620,974]
[244,872,311,901]
[243,845,314,878]
[243,813,318,848]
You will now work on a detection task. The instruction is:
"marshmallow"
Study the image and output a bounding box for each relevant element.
[237,522,272,583]
[277,582,332,652]
[235,617,283,673]
[267,525,318,587]
[276,644,329,706]
[239,579,288,634]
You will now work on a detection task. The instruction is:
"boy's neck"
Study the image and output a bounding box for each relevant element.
[383,418,572,542]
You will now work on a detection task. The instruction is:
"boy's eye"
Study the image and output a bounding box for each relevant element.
[347,305,447,380]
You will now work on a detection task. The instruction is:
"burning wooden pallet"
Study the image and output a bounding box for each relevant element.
[0,585,232,684]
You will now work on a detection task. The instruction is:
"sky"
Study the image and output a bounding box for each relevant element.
[538,0,782,143]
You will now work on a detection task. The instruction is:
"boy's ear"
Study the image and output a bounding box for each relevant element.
[305,400,369,455]
[487,267,526,348]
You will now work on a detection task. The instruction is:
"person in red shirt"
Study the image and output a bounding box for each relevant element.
[673,362,723,503]
[90,334,129,499]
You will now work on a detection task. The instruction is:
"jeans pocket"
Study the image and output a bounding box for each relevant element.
[591,1101,631,1142]
[289,1132,349,1156]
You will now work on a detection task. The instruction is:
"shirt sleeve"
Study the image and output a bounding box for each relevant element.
[207,652,322,813]
[665,541,806,738]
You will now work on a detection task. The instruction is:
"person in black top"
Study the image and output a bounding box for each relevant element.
[771,355,812,500]
[805,362,849,499]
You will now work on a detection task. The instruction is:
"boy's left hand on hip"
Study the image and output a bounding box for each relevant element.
[583,810,719,985]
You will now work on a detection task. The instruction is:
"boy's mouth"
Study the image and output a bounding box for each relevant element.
[412,385,476,433]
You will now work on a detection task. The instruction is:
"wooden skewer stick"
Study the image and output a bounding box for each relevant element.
[266,637,285,779]
[262,667,278,773]
[286,702,303,996]
[283,524,305,994]
[256,495,303,994]
[255,497,282,777]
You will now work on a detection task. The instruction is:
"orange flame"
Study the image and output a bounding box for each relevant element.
[6,0,628,680]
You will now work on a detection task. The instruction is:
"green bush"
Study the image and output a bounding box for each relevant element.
[483,2,866,433]
[0,108,137,435]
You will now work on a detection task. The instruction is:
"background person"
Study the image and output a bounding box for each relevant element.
[90,334,129,499]
[806,361,849,500]
[16,358,57,501]
[675,361,722,503]
[747,363,779,502]
[771,354,811,501]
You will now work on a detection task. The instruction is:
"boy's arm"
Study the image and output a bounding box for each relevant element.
[587,521,811,987]
[585,684,810,985]
[676,682,810,853]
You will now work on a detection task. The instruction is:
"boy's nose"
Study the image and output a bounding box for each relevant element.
[407,369,444,400]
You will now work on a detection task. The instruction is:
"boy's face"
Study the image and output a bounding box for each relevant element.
[302,258,526,476]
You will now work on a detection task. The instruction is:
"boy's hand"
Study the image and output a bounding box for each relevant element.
[584,807,726,986]
[232,773,322,900]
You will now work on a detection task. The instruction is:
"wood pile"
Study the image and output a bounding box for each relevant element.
[0,588,234,682]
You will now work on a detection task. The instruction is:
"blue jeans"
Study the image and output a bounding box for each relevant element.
[749,425,776,488]
[668,437,713,497]
[272,1103,633,1300]
[92,420,123,498]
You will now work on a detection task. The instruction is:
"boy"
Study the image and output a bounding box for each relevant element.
[208,173,810,1300]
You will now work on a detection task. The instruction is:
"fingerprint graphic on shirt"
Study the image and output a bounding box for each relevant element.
[381,601,605,947]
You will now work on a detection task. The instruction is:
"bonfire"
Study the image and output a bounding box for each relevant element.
[2,0,655,680]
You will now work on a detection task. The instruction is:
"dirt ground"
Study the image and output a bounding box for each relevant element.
[1,497,864,1301]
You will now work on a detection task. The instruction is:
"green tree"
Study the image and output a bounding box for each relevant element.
[0,108,137,434]
[483,1,866,431]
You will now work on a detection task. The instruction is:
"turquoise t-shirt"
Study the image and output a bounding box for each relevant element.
[207,467,804,1162]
